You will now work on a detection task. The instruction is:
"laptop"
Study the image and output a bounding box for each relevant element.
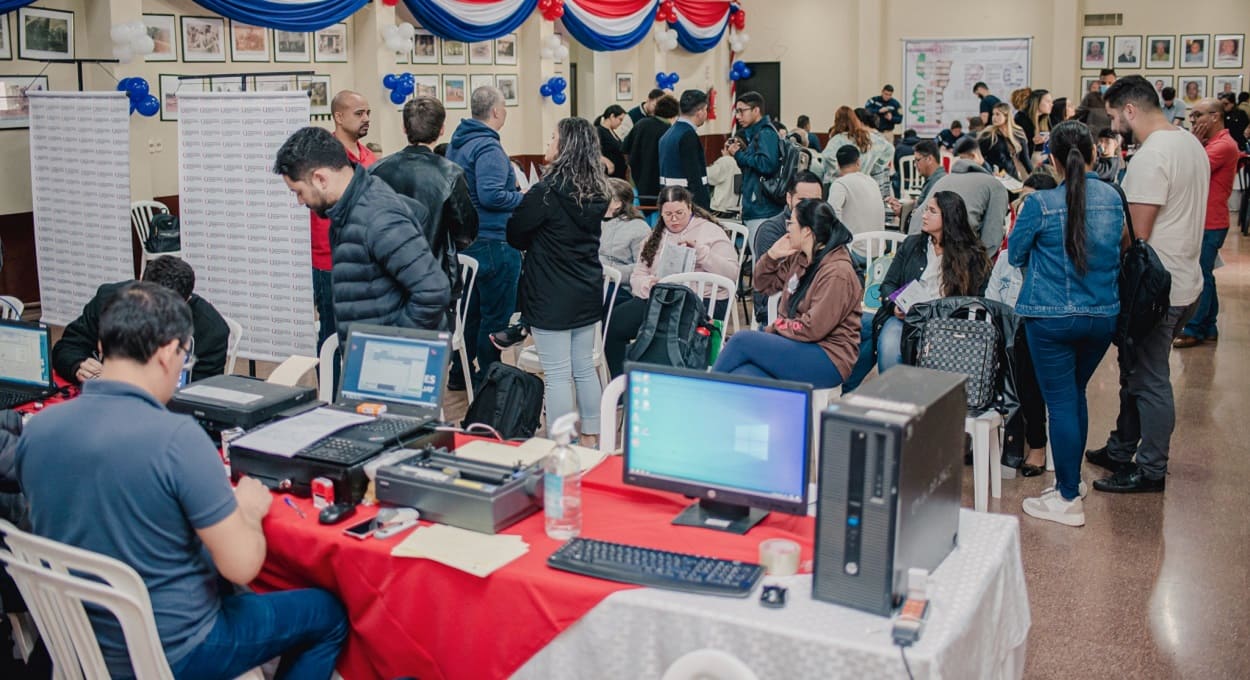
[307,324,453,452]
[0,319,58,409]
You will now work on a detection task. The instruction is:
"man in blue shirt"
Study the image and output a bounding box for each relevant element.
[865,85,903,135]
[448,86,525,385]
[16,282,347,680]
[727,91,785,257]
[659,89,711,210]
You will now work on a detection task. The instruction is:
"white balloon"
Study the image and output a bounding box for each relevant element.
[738,32,750,43]
[398,23,416,39]
[132,34,155,55]
[386,36,406,52]
[556,44,569,60]
[382,25,399,40]
[113,45,133,63]
[540,47,555,60]
[547,35,563,49]
[110,24,130,44]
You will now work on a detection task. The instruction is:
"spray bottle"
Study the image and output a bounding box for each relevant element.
[544,412,582,540]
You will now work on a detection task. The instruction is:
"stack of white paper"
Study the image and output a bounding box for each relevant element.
[228,407,373,458]
[391,524,529,577]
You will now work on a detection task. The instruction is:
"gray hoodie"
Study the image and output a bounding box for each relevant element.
[924,159,1010,254]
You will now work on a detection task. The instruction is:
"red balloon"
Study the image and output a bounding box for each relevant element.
[553,5,564,18]
[538,0,551,9]
[381,0,398,5]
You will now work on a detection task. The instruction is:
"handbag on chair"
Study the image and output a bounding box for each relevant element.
[144,213,181,254]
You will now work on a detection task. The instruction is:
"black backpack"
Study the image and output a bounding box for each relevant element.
[753,133,801,205]
[145,213,181,253]
[1111,185,1171,368]
[626,283,714,370]
[461,362,544,440]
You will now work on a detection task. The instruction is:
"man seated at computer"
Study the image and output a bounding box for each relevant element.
[17,282,349,679]
[52,256,229,384]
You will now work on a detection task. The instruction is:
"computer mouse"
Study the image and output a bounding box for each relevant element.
[318,502,357,525]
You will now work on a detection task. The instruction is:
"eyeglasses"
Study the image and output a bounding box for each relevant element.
[733,107,753,115]
[661,209,690,220]
[179,337,197,370]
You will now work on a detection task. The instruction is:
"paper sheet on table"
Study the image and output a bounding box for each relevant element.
[229,407,374,458]
[455,438,606,473]
[391,524,529,577]
[997,175,1024,192]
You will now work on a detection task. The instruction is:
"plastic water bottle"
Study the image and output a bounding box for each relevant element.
[544,412,582,540]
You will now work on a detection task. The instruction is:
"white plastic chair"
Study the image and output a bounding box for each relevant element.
[898,155,923,198]
[598,374,626,454]
[129,200,176,278]
[222,315,243,376]
[658,272,736,356]
[0,295,23,320]
[453,254,480,401]
[266,355,319,387]
[0,520,262,680]
[764,292,781,326]
[966,409,1005,512]
[516,266,622,388]
[851,230,906,312]
[721,221,750,332]
[661,648,760,680]
[317,335,338,403]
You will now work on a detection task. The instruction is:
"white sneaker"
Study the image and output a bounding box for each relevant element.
[1041,481,1088,499]
[1022,492,1085,527]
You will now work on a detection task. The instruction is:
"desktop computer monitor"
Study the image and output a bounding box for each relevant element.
[622,364,811,534]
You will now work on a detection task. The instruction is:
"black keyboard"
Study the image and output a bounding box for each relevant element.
[547,538,764,597]
[0,391,44,409]
[350,416,425,436]
[296,437,381,466]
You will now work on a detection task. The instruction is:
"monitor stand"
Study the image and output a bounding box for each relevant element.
[672,499,769,535]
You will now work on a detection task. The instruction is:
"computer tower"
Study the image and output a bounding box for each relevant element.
[812,366,965,616]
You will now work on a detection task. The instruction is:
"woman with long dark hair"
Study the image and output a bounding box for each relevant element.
[507,117,609,447]
[713,199,862,388]
[594,104,629,180]
[1008,120,1124,527]
[873,191,991,372]
[599,177,651,291]
[603,185,738,377]
[1014,88,1053,158]
[979,102,1032,179]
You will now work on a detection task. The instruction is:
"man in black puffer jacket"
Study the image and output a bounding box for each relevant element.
[370,97,479,327]
[275,127,450,341]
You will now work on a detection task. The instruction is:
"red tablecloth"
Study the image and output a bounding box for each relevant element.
[256,435,816,680]
[14,375,76,415]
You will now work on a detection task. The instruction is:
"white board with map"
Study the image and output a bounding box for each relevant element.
[902,37,1032,136]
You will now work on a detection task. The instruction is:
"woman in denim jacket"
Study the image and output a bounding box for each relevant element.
[1008,120,1126,528]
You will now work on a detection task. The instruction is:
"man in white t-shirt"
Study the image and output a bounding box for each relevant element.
[1088,76,1207,495]
[828,145,886,266]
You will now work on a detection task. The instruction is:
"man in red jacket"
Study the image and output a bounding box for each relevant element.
[311,90,376,349]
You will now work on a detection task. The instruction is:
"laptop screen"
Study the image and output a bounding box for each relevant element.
[0,321,52,388]
[339,327,450,411]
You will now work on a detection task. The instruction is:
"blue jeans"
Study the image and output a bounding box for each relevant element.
[843,310,876,392]
[459,239,522,383]
[312,268,335,352]
[531,324,602,434]
[1181,228,1227,339]
[1025,315,1115,500]
[170,589,348,680]
[876,315,905,373]
[712,330,844,388]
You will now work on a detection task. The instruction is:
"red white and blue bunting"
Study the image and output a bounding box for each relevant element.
[560,0,656,52]
[401,0,539,42]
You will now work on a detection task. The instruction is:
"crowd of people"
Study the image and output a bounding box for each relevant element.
[2,68,1245,677]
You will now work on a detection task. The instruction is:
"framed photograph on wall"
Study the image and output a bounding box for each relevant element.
[495,74,518,106]
[274,30,310,62]
[1180,34,1208,68]
[1149,75,1174,96]
[1081,36,1109,69]
[0,14,9,60]
[470,73,494,95]
[314,23,347,62]
[443,74,467,108]
[1179,75,1206,104]
[469,41,493,65]
[181,16,226,62]
[143,14,176,62]
[495,33,516,65]
[616,73,633,101]
[1213,34,1244,69]
[1113,36,1142,69]
[158,74,191,122]
[442,40,466,65]
[230,22,269,62]
[412,29,437,64]
[1080,76,1099,97]
[413,74,439,99]
[18,7,74,61]
[210,76,244,92]
[297,74,331,115]
[1213,75,1243,96]
[253,74,296,92]
[0,75,48,129]
[1146,35,1174,69]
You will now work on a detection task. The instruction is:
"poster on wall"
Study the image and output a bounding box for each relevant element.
[27,92,132,326]
[0,75,47,129]
[178,92,316,361]
[18,6,74,61]
[901,37,1031,136]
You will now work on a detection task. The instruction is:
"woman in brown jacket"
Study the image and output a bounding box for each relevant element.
[712,199,862,388]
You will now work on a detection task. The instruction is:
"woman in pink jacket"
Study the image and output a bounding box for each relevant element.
[605,185,738,376]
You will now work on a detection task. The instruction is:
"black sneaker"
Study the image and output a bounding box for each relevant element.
[490,324,529,351]
[1092,468,1166,494]
[1084,446,1135,474]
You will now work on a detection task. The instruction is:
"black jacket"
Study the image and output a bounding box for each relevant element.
[369,145,479,309]
[623,116,671,203]
[659,121,711,209]
[326,166,451,340]
[506,178,608,331]
[872,233,989,338]
[51,282,229,384]
[598,124,628,180]
[978,131,1032,180]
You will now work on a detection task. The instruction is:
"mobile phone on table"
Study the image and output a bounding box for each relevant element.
[342,517,378,540]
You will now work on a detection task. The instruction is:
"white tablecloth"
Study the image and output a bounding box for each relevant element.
[515,510,1029,680]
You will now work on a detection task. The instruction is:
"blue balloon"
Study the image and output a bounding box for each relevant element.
[741,66,753,79]
[733,60,746,70]
[668,72,679,82]
[656,71,666,82]
[540,83,553,97]
[116,77,133,92]
[397,79,414,95]
[552,91,567,105]
[390,89,407,105]
[400,72,414,85]
[383,74,398,89]
[125,78,149,101]
[136,94,160,117]
[730,71,740,81]
[551,76,567,91]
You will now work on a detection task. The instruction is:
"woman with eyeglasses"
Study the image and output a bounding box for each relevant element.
[712,199,861,388]
[604,185,738,377]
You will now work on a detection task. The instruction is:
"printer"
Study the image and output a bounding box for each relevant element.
[169,375,316,438]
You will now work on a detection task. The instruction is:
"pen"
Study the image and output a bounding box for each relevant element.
[283,497,306,519]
